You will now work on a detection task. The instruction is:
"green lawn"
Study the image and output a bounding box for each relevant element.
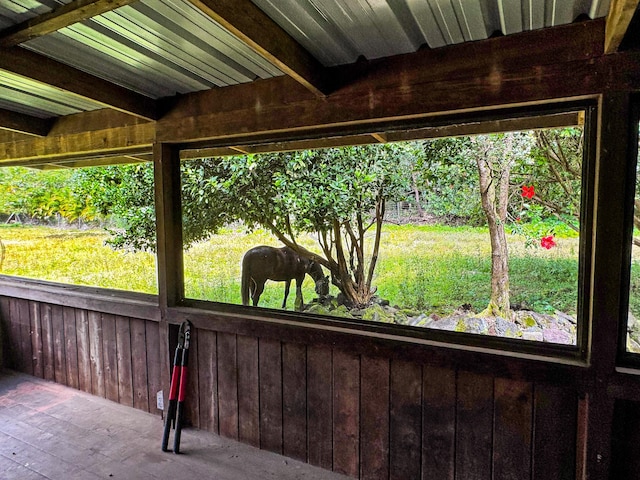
[0,223,587,317]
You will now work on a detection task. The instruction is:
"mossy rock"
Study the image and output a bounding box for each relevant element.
[362,304,394,323]
[304,303,354,319]
[393,311,409,325]
[304,304,333,316]
[331,305,354,319]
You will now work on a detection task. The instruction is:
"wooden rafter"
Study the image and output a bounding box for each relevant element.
[0,121,154,165]
[0,47,158,121]
[605,0,640,53]
[0,108,53,137]
[178,113,582,160]
[187,0,328,97]
[0,0,139,47]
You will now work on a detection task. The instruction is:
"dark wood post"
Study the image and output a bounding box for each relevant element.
[153,141,183,410]
[584,90,634,479]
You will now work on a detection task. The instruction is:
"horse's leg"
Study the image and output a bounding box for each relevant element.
[294,277,304,311]
[282,279,291,309]
[252,280,265,307]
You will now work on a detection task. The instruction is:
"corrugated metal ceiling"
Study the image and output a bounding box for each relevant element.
[0,70,105,118]
[23,0,284,98]
[252,0,611,66]
[0,0,611,119]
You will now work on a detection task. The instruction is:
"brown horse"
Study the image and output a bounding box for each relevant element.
[241,245,329,310]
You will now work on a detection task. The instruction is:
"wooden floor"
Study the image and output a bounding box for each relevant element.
[0,370,351,480]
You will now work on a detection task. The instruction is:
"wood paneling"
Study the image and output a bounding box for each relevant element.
[63,307,79,389]
[389,360,422,480]
[29,301,43,378]
[115,315,133,407]
[0,297,162,418]
[456,371,494,480]
[17,299,33,376]
[282,342,307,462]
[611,399,640,479]
[130,318,149,411]
[307,345,333,469]
[0,295,585,479]
[332,350,360,477]
[51,304,66,385]
[185,326,200,428]
[88,311,105,397]
[259,337,283,454]
[197,329,218,433]
[145,320,162,414]
[217,332,239,439]
[40,303,55,382]
[533,385,577,480]
[493,378,533,480]
[237,335,259,447]
[76,309,92,393]
[360,355,390,480]
[422,366,456,480]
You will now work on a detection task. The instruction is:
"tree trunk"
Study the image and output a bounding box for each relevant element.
[475,136,512,319]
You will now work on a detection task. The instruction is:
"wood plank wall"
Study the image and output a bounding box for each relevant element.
[0,296,163,415]
[181,327,581,479]
[0,293,600,479]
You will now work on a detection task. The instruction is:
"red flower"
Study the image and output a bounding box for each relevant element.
[521,185,535,199]
[540,235,556,249]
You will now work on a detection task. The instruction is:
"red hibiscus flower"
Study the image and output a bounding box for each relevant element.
[521,185,535,199]
[540,235,556,249]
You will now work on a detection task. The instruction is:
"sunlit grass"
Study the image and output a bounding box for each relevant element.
[0,223,583,315]
[0,224,157,294]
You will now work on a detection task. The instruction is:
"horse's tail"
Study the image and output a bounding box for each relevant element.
[241,257,252,306]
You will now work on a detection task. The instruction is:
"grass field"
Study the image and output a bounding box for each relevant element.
[0,223,588,317]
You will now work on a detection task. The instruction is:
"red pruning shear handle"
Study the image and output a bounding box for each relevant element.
[161,320,191,453]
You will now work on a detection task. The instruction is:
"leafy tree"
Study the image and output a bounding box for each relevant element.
[180,145,410,307]
[0,167,97,223]
[415,137,483,224]
[73,164,157,251]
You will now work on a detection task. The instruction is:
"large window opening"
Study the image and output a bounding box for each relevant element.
[176,109,592,349]
[0,108,591,352]
[0,163,157,294]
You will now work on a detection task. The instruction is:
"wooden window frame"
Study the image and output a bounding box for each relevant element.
[158,101,598,364]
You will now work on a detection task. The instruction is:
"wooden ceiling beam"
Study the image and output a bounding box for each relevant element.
[0,121,154,165]
[605,0,640,53]
[0,47,158,121]
[179,113,582,159]
[0,108,53,137]
[187,0,329,97]
[0,0,138,47]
